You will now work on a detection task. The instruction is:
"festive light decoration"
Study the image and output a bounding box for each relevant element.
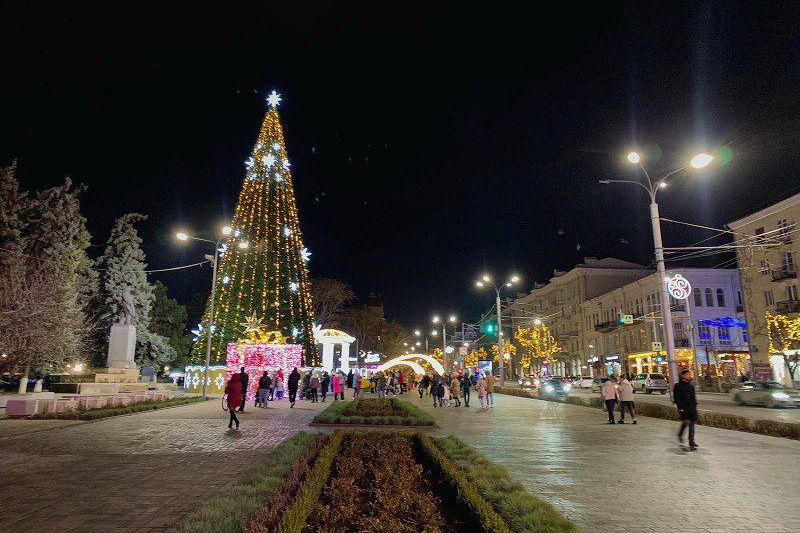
[191,91,318,365]
[300,247,311,262]
[514,324,563,373]
[225,342,302,401]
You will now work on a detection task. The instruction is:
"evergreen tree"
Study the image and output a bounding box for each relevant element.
[149,281,191,364]
[192,92,317,365]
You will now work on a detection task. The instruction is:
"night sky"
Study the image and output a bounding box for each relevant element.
[2,3,800,331]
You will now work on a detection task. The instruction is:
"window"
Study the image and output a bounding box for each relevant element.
[789,284,799,302]
[705,288,714,307]
[674,322,686,343]
[717,327,730,346]
[755,227,765,244]
[742,327,749,343]
[698,324,712,346]
[716,288,726,307]
[781,251,795,272]
[694,288,703,307]
[764,290,774,306]
[778,218,790,236]
[736,290,743,306]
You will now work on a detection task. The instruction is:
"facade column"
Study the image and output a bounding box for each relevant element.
[340,342,351,372]
[322,342,334,370]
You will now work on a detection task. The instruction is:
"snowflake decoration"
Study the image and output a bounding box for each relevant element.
[255,142,263,150]
[191,323,204,341]
[275,174,283,183]
[271,142,280,151]
[218,243,228,257]
[300,247,311,262]
[292,326,300,337]
[191,375,200,388]
[247,171,257,182]
[215,374,225,390]
[245,157,255,169]
[289,281,299,292]
[222,275,230,284]
[283,226,292,236]
[234,229,241,237]
[266,90,282,107]
[282,158,291,168]
[262,153,276,168]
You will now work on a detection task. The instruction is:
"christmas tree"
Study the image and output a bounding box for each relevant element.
[192,91,317,365]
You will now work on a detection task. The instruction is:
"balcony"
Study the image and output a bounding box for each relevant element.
[771,269,797,282]
[776,300,800,314]
[594,320,619,332]
[670,302,686,312]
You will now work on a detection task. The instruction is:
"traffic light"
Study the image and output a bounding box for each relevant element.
[483,321,496,336]
[617,315,626,324]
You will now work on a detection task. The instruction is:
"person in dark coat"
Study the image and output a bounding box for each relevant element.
[225,374,243,429]
[674,369,699,450]
[321,372,331,402]
[256,371,271,408]
[419,374,430,399]
[287,368,301,408]
[460,370,471,407]
[346,369,354,388]
[238,367,249,412]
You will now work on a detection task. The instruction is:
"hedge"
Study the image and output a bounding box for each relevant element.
[31,395,208,420]
[429,435,578,533]
[416,433,511,533]
[496,386,800,440]
[312,399,435,426]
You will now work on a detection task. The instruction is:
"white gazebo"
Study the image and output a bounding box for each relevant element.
[314,328,356,371]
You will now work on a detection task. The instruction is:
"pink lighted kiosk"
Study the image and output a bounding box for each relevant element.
[225,342,303,401]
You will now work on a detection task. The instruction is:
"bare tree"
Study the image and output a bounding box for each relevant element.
[377,320,414,360]
[340,307,383,353]
[311,278,355,327]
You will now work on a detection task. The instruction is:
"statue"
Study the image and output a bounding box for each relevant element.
[117,285,135,326]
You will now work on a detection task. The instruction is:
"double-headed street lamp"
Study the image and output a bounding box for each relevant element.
[432,315,457,370]
[476,274,519,387]
[176,226,248,397]
[599,150,713,386]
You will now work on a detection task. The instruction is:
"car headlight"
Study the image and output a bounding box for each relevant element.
[544,385,554,392]
[563,384,571,392]
[773,392,790,400]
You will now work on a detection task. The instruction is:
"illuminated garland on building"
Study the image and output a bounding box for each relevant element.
[765,311,800,353]
[191,92,318,365]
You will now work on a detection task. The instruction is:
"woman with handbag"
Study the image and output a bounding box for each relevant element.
[224,373,243,429]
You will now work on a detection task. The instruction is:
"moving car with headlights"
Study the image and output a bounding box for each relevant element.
[517,376,541,389]
[632,373,668,394]
[731,381,800,408]
[538,377,571,398]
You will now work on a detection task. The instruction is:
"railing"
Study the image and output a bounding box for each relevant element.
[594,320,619,332]
[776,300,800,314]
[771,269,797,282]
[670,302,686,312]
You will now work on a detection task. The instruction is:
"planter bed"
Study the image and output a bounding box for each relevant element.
[311,398,435,426]
[496,386,800,440]
[29,395,207,420]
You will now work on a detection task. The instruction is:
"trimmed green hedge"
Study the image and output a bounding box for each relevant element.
[496,386,800,440]
[416,434,511,533]
[31,395,207,420]
[429,435,578,533]
[312,399,435,426]
[273,431,343,533]
[178,433,319,533]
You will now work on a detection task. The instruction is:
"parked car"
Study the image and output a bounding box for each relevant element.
[632,373,668,394]
[731,381,800,408]
[538,378,571,398]
[576,376,594,388]
[590,377,610,393]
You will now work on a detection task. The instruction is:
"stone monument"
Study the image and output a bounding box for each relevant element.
[106,285,137,369]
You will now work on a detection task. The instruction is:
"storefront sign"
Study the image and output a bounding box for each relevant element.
[752,363,772,382]
[666,274,692,300]
[605,355,619,361]
[651,341,663,351]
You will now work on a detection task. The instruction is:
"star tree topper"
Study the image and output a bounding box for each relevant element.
[266,90,282,107]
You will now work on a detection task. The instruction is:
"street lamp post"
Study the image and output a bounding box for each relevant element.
[176,226,247,397]
[476,274,519,387]
[432,315,457,371]
[599,150,713,386]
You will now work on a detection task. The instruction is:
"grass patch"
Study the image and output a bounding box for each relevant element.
[430,435,578,533]
[30,395,207,420]
[177,432,320,533]
[312,398,435,426]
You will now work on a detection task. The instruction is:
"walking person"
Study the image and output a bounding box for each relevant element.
[224,373,242,430]
[419,374,429,398]
[256,371,271,408]
[601,375,618,424]
[346,369,354,389]
[274,373,284,400]
[674,369,699,450]
[450,376,461,407]
[287,367,300,408]
[442,378,451,406]
[302,371,312,401]
[397,371,405,394]
[617,374,637,424]
[461,370,471,407]
[476,374,488,409]
[485,372,495,407]
[353,373,361,399]
[310,373,320,403]
[321,372,330,402]
[237,367,249,412]
[376,372,387,398]
[332,372,342,400]
[268,371,277,401]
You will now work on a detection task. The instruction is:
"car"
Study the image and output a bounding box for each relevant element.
[576,376,593,388]
[731,381,800,408]
[590,377,610,393]
[538,378,571,398]
[632,373,668,394]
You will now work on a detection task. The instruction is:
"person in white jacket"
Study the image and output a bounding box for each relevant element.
[601,375,619,424]
[617,375,637,424]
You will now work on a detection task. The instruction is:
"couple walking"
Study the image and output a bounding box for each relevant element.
[600,374,637,424]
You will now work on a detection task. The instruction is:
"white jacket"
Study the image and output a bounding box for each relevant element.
[601,380,618,400]
[617,379,634,401]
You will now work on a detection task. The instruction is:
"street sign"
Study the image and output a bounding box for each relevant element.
[459,346,467,356]
[623,314,633,325]
[666,274,692,300]
[651,341,663,351]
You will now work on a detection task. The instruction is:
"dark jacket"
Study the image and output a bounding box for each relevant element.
[239,371,249,395]
[287,369,300,392]
[321,376,330,393]
[673,379,698,420]
[258,374,271,390]
[346,370,354,388]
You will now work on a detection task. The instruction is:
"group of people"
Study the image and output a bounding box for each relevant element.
[419,370,494,409]
[600,368,699,450]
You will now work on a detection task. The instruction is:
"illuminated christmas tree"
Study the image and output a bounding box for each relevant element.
[191,91,317,365]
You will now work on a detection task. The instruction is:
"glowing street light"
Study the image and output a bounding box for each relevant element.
[474,274,520,387]
[222,226,232,235]
[176,232,188,241]
[690,153,713,169]
[627,151,641,164]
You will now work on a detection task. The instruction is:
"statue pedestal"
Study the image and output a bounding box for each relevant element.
[107,324,136,369]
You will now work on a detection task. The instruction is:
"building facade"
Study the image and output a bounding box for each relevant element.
[507,257,651,376]
[728,192,800,384]
[580,268,748,379]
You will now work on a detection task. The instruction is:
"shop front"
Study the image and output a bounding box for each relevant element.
[602,354,622,377]
[627,348,695,376]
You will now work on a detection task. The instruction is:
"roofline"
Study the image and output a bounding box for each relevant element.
[727,191,800,229]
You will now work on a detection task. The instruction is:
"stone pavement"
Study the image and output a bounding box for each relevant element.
[403,391,800,533]
[0,396,327,533]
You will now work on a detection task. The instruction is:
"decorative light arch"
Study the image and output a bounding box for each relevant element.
[378,360,426,375]
[377,353,444,375]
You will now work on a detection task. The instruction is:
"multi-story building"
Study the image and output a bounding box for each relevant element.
[728,192,799,384]
[507,257,651,376]
[580,268,748,379]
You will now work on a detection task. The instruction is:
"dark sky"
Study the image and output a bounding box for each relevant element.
[2,3,800,331]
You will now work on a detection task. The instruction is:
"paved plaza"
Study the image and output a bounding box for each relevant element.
[1,391,799,533]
